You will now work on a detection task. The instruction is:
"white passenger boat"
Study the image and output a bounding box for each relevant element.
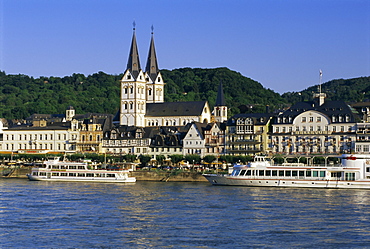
[203,154,370,189]
[27,158,136,183]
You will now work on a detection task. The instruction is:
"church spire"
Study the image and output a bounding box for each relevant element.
[215,80,226,106]
[213,80,227,122]
[126,24,141,79]
[145,26,159,81]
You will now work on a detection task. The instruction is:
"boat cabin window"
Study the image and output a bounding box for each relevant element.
[60,173,67,176]
[345,172,355,181]
[259,170,264,176]
[292,171,298,177]
[78,166,85,170]
[69,173,76,177]
[299,171,304,177]
[320,171,325,177]
[306,171,311,177]
[52,165,59,169]
[77,173,85,177]
[265,170,271,176]
[107,174,115,177]
[285,171,291,177]
[60,166,67,169]
[246,170,252,176]
[231,170,240,176]
[331,172,342,178]
[366,167,370,173]
[52,173,59,176]
[39,172,46,176]
[69,166,77,169]
[279,171,284,177]
[239,170,246,176]
[86,173,94,177]
[313,171,318,177]
[272,170,277,176]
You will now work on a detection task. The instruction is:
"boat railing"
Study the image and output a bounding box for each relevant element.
[274,163,341,167]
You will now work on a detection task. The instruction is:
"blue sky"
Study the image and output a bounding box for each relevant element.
[1,0,369,94]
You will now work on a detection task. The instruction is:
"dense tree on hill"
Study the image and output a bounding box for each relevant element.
[1,69,368,120]
[282,76,370,103]
[0,68,286,119]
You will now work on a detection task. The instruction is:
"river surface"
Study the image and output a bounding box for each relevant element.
[1,178,370,248]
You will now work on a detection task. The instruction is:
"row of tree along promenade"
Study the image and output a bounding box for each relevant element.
[1,153,342,180]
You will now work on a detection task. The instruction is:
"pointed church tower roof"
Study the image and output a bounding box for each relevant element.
[126,26,141,79]
[145,27,159,82]
[215,81,226,106]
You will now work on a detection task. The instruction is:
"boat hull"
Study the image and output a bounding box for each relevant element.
[27,174,136,183]
[203,174,370,189]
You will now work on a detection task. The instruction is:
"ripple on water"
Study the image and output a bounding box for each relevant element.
[2,179,370,248]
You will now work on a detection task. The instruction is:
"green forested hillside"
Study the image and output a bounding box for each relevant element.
[161,67,286,114]
[282,76,370,104]
[1,69,368,120]
[0,71,122,119]
[0,68,286,119]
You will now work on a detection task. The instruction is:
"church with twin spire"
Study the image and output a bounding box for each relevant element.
[118,27,227,128]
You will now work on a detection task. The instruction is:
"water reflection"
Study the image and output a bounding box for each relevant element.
[2,179,370,248]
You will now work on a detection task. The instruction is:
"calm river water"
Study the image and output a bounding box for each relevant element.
[1,178,370,248]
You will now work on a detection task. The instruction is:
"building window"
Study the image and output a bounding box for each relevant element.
[317,117,321,122]
[364,145,369,152]
[309,117,313,122]
[302,117,306,123]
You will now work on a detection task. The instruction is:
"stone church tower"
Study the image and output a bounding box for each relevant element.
[120,27,165,127]
[145,30,165,104]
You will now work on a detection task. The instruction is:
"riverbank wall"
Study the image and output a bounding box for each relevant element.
[1,167,208,182]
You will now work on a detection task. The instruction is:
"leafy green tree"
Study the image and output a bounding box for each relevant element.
[138,154,152,167]
[168,154,184,167]
[203,155,216,164]
[155,155,166,166]
[123,154,137,162]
